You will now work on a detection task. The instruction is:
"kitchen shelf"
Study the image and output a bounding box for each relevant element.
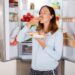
[9,2,18,7]
[62,17,75,22]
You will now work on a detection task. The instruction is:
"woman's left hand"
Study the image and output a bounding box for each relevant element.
[35,37,46,48]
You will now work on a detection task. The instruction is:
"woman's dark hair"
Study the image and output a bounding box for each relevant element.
[36,5,58,34]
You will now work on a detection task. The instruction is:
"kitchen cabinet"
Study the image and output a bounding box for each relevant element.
[0,60,31,75]
[65,60,75,75]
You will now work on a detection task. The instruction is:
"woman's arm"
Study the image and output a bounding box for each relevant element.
[16,24,31,42]
[44,31,63,61]
[17,17,39,42]
[35,38,46,48]
[36,30,63,61]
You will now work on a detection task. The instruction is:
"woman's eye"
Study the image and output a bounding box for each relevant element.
[40,13,50,15]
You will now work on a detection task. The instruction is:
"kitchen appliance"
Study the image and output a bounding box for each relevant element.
[63,0,75,63]
[0,0,62,61]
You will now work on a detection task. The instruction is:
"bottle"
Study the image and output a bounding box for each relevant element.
[29,3,35,15]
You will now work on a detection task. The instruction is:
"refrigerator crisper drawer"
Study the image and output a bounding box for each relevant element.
[18,42,32,60]
[63,46,75,63]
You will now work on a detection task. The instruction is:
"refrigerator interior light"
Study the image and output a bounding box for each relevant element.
[0,11,2,15]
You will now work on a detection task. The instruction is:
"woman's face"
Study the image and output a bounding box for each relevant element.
[39,7,53,24]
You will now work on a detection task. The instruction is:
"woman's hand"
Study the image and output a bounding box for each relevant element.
[35,38,46,48]
[27,17,39,28]
[28,32,38,36]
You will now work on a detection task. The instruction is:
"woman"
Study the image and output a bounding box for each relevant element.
[17,5,63,75]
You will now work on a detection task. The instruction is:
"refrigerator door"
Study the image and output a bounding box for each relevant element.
[63,0,75,62]
[0,0,19,61]
[0,0,4,60]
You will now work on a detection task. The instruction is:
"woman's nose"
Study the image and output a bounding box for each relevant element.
[39,14,43,18]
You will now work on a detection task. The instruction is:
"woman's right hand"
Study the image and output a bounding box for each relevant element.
[26,17,39,28]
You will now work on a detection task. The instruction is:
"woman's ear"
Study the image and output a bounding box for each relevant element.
[50,15,54,19]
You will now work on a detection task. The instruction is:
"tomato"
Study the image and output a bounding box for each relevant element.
[27,13,31,16]
[21,13,34,22]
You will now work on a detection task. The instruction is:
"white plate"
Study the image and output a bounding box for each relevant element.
[32,34,45,38]
[28,32,45,38]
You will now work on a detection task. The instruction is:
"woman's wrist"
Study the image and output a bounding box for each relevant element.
[26,22,32,29]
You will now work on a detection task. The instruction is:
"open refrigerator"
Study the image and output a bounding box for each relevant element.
[0,0,62,61]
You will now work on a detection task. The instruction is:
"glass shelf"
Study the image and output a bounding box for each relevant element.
[62,17,75,22]
[9,0,18,7]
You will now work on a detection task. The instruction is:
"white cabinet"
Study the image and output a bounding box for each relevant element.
[65,60,75,75]
[0,60,31,75]
[0,60,17,75]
